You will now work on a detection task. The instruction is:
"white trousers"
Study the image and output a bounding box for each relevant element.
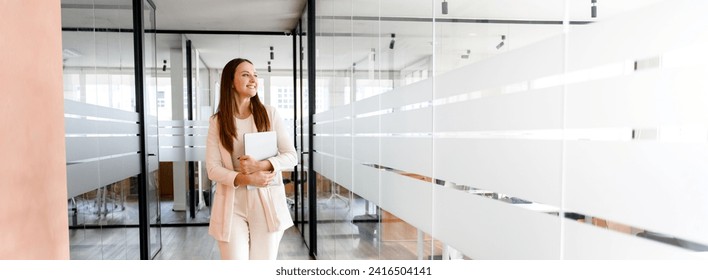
[217,186,285,260]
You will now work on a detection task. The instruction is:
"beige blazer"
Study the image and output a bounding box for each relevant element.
[206,105,297,242]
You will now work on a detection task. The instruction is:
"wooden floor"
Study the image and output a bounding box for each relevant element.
[69,192,449,260]
[69,196,312,260]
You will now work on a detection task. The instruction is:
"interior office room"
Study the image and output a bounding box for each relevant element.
[2,0,708,261]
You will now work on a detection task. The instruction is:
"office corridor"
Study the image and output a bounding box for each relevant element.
[68,197,312,260]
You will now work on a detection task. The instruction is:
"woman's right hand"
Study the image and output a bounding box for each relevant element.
[248,170,276,187]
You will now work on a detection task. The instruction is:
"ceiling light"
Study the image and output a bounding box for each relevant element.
[270,46,274,60]
[62,48,82,59]
[442,0,448,15]
[267,61,271,73]
[389,33,396,50]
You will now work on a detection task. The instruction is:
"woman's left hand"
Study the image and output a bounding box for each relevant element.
[238,155,260,174]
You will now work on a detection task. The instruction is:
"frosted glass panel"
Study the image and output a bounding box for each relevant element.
[564,221,699,260]
[434,186,561,259]
[380,107,432,134]
[565,141,708,245]
[353,136,379,163]
[353,163,380,205]
[434,138,562,206]
[434,87,564,132]
[380,171,432,233]
[565,67,708,128]
[380,137,432,178]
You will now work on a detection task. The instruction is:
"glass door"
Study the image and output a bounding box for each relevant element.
[143,0,162,259]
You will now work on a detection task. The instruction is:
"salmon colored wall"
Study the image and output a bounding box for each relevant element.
[0,0,70,259]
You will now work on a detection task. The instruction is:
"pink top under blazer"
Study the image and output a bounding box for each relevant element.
[206,104,297,242]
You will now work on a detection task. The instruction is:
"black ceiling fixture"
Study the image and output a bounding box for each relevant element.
[162,59,167,71]
[270,46,274,60]
[591,0,597,18]
[496,35,505,50]
[389,33,396,50]
[442,0,448,15]
[267,61,271,72]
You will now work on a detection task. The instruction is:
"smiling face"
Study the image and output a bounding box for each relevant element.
[232,61,258,99]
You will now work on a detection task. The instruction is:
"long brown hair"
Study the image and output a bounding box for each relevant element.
[214,58,271,153]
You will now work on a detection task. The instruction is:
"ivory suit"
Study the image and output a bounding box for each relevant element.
[206,104,297,259]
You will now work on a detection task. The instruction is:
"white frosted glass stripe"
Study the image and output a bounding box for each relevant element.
[159,136,183,147]
[381,107,432,134]
[158,136,207,146]
[333,118,352,135]
[332,104,352,120]
[435,35,564,99]
[435,138,562,206]
[567,1,708,72]
[159,127,183,135]
[159,148,184,161]
[314,111,331,123]
[564,221,700,259]
[66,153,141,198]
[66,162,99,198]
[185,147,205,162]
[64,99,139,122]
[565,141,708,245]
[353,136,379,164]
[434,186,561,259]
[158,120,185,126]
[380,137,432,179]
[65,136,139,162]
[158,147,206,162]
[335,158,352,190]
[147,136,158,154]
[312,152,322,174]
[380,79,432,109]
[158,120,209,127]
[435,87,563,132]
[324,153,335,180]
[158,127,208,135]
[65,118,139,135]
[565,66,708,128]
[353,116,379,134]
[185,135,207,146]
[319,153,335,180]
[148,155,159,172]
[353,163,380,205]
[184,120,209,127]
[335,136,352,160]
[380,171,433,233]
[314,135,333,154]
[147,124,159,136]
[313,135,323,151]
[354,95,379,115]
[313,121,332,135]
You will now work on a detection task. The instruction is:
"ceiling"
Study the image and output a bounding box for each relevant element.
[60,0,664,73]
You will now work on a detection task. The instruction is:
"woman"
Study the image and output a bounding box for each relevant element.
[206,58,297,260]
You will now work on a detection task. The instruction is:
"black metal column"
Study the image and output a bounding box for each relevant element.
[186,40,196,219]
[292,26,300,226]
[307,0,317,257]
[298,20,306,239]
[132,0,150,260]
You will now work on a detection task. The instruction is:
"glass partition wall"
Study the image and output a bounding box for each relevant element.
[308,0,708,260]
[62,0,160,259]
